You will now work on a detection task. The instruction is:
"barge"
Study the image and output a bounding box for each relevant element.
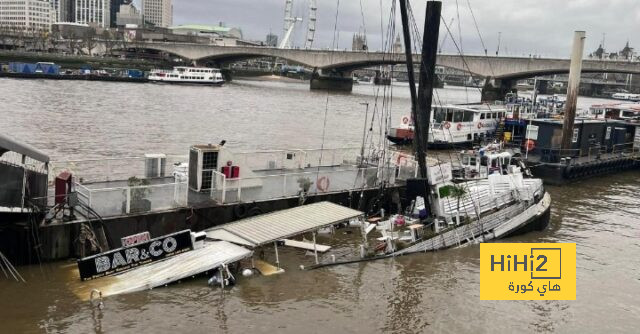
[2,142,412,264]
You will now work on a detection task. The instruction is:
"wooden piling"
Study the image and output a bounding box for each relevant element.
[561,31,586,151]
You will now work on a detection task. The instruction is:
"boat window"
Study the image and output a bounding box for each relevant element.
[469,157,477,165]
[453,110,464,122]
[446,109,453,122]
[480,156,488,166]
[480,113,485,119]
[463,110,473,122]
[434,109,446,123]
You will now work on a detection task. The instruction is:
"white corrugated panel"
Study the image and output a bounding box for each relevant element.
[92,241,252,298]
[205,202,363,247]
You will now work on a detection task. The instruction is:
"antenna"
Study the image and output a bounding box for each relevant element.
[496,31,501,56]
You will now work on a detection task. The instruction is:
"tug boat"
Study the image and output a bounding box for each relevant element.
[148,66,225,86]
[387,104,506,148]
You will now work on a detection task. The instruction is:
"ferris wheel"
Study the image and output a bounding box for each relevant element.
[279,0,317,49]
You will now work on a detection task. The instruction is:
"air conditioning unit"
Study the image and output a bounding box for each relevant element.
[188,145,220,192]
[145,153,166,178]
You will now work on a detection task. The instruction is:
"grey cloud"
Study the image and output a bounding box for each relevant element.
[171,0,639,57]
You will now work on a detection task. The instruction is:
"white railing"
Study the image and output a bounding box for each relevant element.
[74,180,188,218]
[231,147,362,171]
[49,155,187,184]
[208,166,395,205]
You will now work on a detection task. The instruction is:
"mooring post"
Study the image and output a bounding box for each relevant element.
[274,241,280,269]
[312,231,319,265]
[561,31,586,152]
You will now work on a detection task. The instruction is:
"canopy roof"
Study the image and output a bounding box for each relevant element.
[170,24,232,33]
[206,202,363,248]
[0,133,49,163]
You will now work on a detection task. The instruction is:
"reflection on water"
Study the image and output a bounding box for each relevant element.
[1,78,639,333]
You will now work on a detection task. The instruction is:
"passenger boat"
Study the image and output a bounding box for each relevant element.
[387,104,506,148]
[148,66,225,86]
[611,92,640,102]
[588,102,640,120]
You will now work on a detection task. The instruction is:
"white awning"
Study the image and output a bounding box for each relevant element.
[206,202,363,248]
[0,133,49,163]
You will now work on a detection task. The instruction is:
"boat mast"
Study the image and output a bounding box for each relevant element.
[416,1,441,163]
[398,0,426,178]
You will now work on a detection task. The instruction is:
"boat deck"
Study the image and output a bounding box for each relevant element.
[47,164,386,224]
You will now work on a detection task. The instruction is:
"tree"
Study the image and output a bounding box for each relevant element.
[102,30,115,57]
[451,184,467,224]
[81,28,97,56]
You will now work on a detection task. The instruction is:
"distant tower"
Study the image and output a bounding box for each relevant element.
[266,33,278,47]
[393,34,403,54]
[352,33,367,51]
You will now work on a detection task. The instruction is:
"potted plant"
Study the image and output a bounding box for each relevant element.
[122,177,152,214]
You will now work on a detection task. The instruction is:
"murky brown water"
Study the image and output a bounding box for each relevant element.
[1,78,639,333]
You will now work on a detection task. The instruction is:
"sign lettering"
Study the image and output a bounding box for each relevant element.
[77,230,193,281]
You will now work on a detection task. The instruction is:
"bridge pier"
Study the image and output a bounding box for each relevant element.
[310,69,353,92]
[481,77,516,102]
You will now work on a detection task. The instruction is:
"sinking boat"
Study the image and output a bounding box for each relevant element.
[73,202,365,300]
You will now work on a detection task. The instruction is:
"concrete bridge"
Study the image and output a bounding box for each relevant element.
[118,41,640,98]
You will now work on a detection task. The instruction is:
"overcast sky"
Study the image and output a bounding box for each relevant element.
[170,0,640,58]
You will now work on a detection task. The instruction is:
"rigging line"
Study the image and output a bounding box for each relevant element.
[316,0,342,186]
[439,16,496,112]
[465,0,496,77]
[454,0,469,103]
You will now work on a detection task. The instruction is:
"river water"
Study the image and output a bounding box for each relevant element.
[1,78,639,333]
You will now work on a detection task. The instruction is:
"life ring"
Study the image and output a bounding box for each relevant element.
[247,206,263,217]
[395,153,408,166]
[444,122,451,129]
[456,123,463,131]
[317,176,330,192]
[233,204,248,219]
[477,122,483,129]
[525,139,535,151]
[402,116,410,125]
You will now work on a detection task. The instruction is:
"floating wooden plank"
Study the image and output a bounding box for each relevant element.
[364,223,376,235]
[69,240,252,300]
[254,259,285,276]
[282,239,331,252]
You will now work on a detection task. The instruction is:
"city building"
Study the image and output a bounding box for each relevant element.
[0,0,54,31]
[110,0,128,28]
[115,2,142,27]
[53,0,75,23]
[352,33,367,51]
[74,0,110,28]
[170,24,244,45]
[266,33,278,47]
[142,0,172,28]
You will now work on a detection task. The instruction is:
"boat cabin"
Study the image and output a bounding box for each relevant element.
[525,119,639,163]
[589,103,640,121]
[456,146,518,180]
[429,104,506,145]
